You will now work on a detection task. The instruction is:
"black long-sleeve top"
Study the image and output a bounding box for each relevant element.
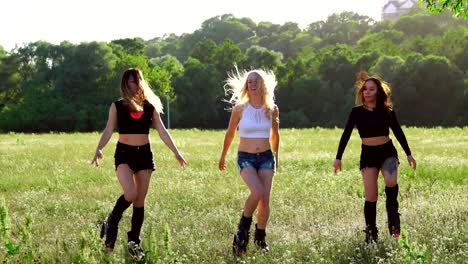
[335,105,412,160]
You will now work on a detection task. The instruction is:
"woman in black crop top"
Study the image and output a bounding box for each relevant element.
[91,68,187,259]
[333,72,416,243]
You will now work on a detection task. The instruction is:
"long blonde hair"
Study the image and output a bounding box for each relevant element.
[120,68,163,113]
[224,67,277,118]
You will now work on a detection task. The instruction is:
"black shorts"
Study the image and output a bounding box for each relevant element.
[360,140,399,170]
[114,142,155,172]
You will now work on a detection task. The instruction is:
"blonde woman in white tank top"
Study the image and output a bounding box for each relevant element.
[219,68,280,256]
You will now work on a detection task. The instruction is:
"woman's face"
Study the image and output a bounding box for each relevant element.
[363,80,378,103]
[127,75,139,95]
[246,72,262,97]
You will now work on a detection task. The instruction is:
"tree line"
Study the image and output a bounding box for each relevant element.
[0,6,467,132]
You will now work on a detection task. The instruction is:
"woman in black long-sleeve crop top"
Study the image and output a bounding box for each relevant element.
[91,68,187,260]
[333,72,416,243]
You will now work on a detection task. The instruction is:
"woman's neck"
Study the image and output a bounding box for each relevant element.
[364,102,376,109]
[249,98,263,109]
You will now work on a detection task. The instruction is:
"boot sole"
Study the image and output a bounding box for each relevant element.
[232,235,247,257]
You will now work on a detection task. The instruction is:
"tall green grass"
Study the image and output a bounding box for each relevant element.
[0,128,467,263]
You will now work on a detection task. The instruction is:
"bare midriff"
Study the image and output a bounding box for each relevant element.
[118,134,150,146]
[239,138,271,153]
[361,136,390,146]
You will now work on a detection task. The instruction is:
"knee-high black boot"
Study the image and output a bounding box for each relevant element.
[232,213,252,256]
[127,206,145,244]
[386,184,400,237]
[254,224,270,252]
[101,195,132,249]
[127,206,145,261]
[364,201,378,243]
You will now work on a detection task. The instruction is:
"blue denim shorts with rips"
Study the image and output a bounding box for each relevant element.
[237,149,275,172]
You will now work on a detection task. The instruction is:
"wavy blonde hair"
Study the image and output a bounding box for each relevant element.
[355,71,393,113]
[120,68,163,113]
[224,67,277,118]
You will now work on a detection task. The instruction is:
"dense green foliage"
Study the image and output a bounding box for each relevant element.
[0,129,466,263]
[0,7,467,132]
[420,0,468,18]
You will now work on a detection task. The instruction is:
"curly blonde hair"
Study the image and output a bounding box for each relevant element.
[224,67,277,118]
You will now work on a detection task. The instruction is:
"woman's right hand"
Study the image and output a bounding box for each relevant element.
[91,149,103,167]
[333,159,342,174]
[407,155,417,170]
[218,157,227,171]
[175,152,187,167]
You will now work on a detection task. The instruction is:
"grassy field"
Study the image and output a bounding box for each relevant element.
[0,128,467,263]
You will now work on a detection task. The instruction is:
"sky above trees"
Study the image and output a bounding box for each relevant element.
[0,0,388,51]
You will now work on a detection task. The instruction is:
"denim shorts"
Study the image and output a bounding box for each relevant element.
[114,142,155,172]
[237,150,275,172]
[360,140,399,170]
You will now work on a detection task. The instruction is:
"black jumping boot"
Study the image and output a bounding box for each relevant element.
[100,195,132,251]
[254,224,270,252]
[386,185,401,237]
[364,225,379,243]
[127,206,145,261]
[387,211,401,238]
[127,241,145,261]
[100,213,119,250]
[363,201,378,243]
[232,214,252,257]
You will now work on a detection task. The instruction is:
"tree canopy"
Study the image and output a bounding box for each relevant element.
[420,0,468,18]
[0,8,467,132]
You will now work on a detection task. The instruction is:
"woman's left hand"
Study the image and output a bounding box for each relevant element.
[407,155,416,170]
[175,152,187,167]
[91,149,103,167]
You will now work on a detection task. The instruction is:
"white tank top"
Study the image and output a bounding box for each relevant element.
[238,104,272,138]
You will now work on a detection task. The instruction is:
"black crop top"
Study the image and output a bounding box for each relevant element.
[335,105,411,159]
[114,99,154,134]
